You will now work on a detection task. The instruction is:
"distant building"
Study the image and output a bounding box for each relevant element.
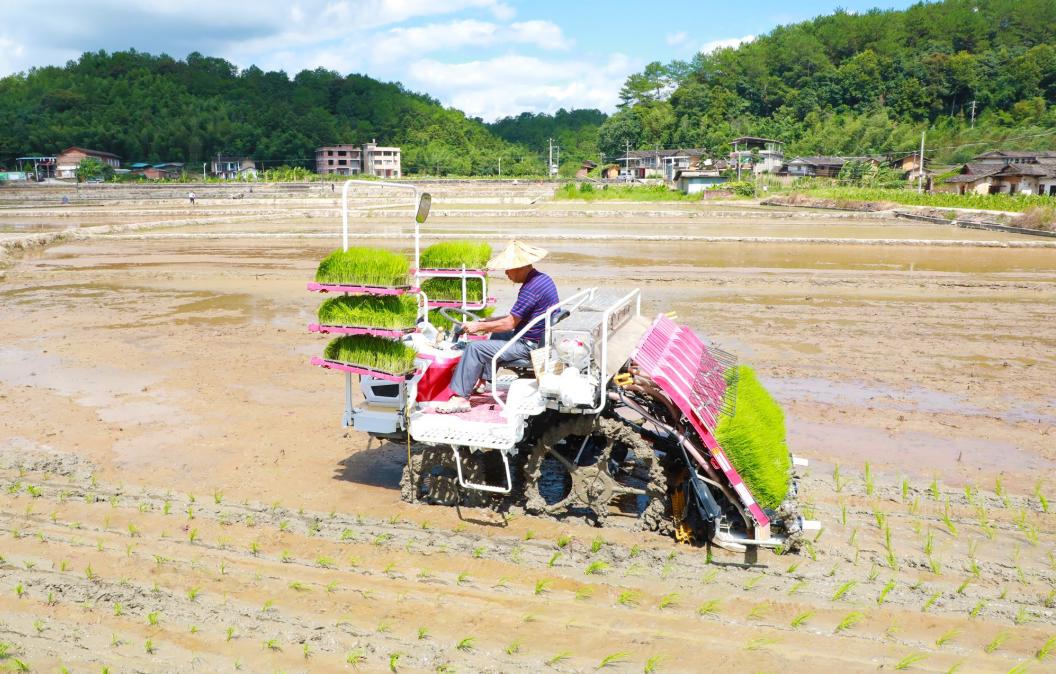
[616,148,708,181]
[945,157,1056,196]
[130,162,184,180]
[782,156,850,178]
[55,147,121,179]
[315,142,401,178]
[212,156,257,180]
[673,167,729,194]
[729,137,785,177]
[15,156,57,180]
[575,160,598,179]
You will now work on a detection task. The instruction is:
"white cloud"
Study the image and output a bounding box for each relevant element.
[407,53,634,120]
[665,31,688,46]
[369,18,569,63]
[699,34,756,54]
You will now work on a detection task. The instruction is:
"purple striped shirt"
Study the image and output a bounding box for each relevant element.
[509,268,559,343]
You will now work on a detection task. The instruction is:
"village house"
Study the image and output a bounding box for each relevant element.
[673,158,730,194]
[575,160,597,179]
[617,148,708,181]
[729,136,785,177]
[315,141,402,178]
[55,146,121,179]
[212,156,257,180]
[945,150,1056,195]
[129,162,184,180]
[782,156,851,178]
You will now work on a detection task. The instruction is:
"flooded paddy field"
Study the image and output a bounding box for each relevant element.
[0,186,1054,672]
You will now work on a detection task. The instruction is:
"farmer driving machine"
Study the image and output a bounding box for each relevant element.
[308,182,817,555]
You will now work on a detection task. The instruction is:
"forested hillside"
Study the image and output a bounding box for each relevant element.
[487,109,607,172]
[602,0,1056,164]
[0,50,548,175]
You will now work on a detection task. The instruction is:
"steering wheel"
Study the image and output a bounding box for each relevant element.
[438,306,483,340]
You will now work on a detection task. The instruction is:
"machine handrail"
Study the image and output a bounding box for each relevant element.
[590,288,642,413]
[489,287,598,409]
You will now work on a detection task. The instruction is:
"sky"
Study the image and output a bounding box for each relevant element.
[0,0,923,121]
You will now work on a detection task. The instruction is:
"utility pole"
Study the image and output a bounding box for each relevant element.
[202,162,206,180]
[548,138,553,180]
[498,156,502,178]
[970,100,977,128]
[918,130,926,194]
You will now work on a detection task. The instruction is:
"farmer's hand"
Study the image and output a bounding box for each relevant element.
[462,320,481,334]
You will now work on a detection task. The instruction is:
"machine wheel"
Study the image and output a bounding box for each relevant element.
[523,415,671,532]
[399,445,494,508]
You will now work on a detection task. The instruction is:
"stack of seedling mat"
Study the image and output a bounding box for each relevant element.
[309,246,419,379]
[418,241,492,304]
[715,365,792,511]
[417,241,495,329]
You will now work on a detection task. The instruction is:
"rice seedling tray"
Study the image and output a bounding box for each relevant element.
[308,324,417,338]
[309,356,417,382]
[413,268,489,277]
[429,297,497,308]
[307,282,414,295]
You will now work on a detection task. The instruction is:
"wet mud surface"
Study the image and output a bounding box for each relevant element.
[0,191,1054,672]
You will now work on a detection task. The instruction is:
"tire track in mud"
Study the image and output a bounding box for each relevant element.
[1,448,1054,673]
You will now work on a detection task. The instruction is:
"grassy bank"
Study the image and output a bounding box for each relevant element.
[792,187,1054,214]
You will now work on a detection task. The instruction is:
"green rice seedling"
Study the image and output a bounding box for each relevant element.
[929,477,941,501]
[936,629,959,647]
[659,593,679,609]
[547,552,561,568]
[697,598,721,616]
[471,545,485,558]
[909,496,922,515]
[956,578,971,594]
[702,568,719,583]
[505,641,521,655]
[1014,606,1032,625]
[575,586,594,601]
[346,649,366,669]
[534,579,552,595]
[786,560,801,574]
[924,530,934,556]
[187,586,201,601]
[226,626,235,642]
[630,544,643,558]
[145,638,156,654]
[965,483,977,504]
[546,651,572,667]
[374,532,392,545]
[456,636,475,652]
[162,500,171,515]
[976,507,995,539]
[456,571,471,585]
[928,556,942,575]
[715,366,791,510]
[942,499,959,537]
[289,580,310,592]
[833,463,844,493]
[847,526,858,547]
[188,528,198,543]
[377,620,392,633]
[835,611,865,633]
[420,241,492,270]
[744,574,763,590]
[1036,636,1056,660]
[864,462,874,496]
[1035,481,1049,513]
[315,247,409,287]
[263,638,281,651]
[969,599,988,618]
[813,527,825,543]
[867,564,880,582]
[324,335,418,375]
[147,611,159,626]
[186,505,194,520]
[590,536,605,554]
[839,502,847,526]
[894,653,927,670]
[832,580,857,601]
[900,477,910,501]
[790,610,813,628]
[788,580,807,595]
[281,549,293,563]
[618,590,642,607]
[747,604,769,620]
[595,651,631,669]
[85,564,97,581]
[316,556,335,568]
[922,591,941,612]
[644,655,665,673]
[555,533,572,548]
[318,295,420,329]
[584,559,610,576]
[745,637,779,651]
[14,582,25,598]
[985,630,1010,654]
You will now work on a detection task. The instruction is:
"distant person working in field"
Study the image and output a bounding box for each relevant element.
[188,191,196,205]
[437,241,559,413]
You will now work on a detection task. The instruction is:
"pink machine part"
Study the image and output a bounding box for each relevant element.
[428,297,497,309]
[308,324,415,338]
[415,351,462,402]
[310,357,415,383]
[412,267,488,277]
[307,282,413,295]
[632,315,770,527]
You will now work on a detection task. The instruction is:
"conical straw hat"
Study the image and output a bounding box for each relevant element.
[487,240,548,270]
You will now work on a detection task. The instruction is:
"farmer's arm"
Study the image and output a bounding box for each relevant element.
[464,314,518,334]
